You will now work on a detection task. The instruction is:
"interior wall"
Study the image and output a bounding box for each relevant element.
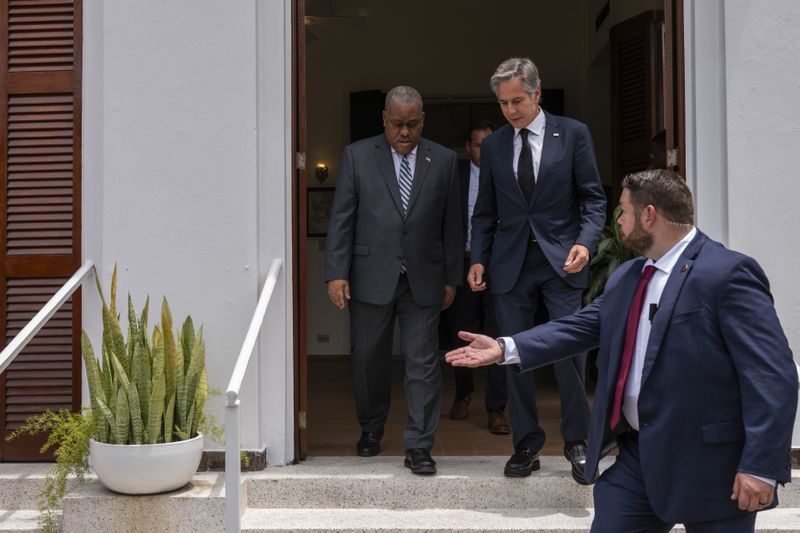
[306,0,626,355]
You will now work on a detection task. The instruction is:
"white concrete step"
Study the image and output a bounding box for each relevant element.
[239,507,800,533]
[61,473,236,533]
[0,465,53,510]
[0,510,48,532]
[1,458,798,532]
[246,456,800,509]
[247,456,598,510]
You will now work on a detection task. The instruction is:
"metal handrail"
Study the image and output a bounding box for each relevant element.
[224,258,283,533]
[0,260,95,375]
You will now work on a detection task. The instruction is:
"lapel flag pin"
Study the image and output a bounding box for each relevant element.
[553,132,560,137]
[681,263,689,272]
[425,156,432,163]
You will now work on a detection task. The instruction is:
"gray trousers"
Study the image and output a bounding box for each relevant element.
[349,275,442,450]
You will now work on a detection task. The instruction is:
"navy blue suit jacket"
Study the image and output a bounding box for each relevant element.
[511,231,797,523]
[470,111,606,293]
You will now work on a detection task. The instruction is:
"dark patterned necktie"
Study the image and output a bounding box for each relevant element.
[517,128,534,204]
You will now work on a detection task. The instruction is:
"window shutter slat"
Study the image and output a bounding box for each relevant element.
[7,0,74,72]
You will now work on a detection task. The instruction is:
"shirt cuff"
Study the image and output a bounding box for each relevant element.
[742,473,776,487]
[498,336,520,365]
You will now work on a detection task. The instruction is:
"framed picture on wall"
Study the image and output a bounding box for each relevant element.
[307,187,336,238]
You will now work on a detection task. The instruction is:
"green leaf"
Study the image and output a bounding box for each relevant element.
[114,387,130,444]
[109,351,143,444]
[161,298,178,410]
[146,374,166,444]
[94,396,115,443]
[81,333,109,442]
[163,392,175,444]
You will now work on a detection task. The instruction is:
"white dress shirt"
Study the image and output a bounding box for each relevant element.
[622,227,696,429]
[513,110,546,181]
[465,162,480,252]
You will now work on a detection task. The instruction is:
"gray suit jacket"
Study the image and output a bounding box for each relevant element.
[325,135,463,306]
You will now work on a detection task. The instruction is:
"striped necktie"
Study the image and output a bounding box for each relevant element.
[398,154,413,273]
[398,154,413,213]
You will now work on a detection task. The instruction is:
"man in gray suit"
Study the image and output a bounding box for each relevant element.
[325,86,463,475]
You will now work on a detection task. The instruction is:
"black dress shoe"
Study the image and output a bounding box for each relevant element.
[356,432,381,457]
[564,441,591,485]
[404,448,436,475]
[504,448,540,477]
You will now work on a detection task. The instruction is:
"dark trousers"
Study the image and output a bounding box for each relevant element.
[442,257,507,412]
[592,433,757,533]
[493,242,590,452]
[349,275,442,450]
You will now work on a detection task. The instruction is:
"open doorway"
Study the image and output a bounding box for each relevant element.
[295,0,684,459]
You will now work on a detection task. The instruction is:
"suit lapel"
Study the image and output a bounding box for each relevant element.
[605,258,648,388]
[535,111,561,205]
[373,136,404,216]
[640,232,707,386]
[405,140,431,216]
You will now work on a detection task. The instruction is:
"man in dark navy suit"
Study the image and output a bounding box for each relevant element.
[442,121,509,434]
[448,169,797,532]
[469,57,606,477]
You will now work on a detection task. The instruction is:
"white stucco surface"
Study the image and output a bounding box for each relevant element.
[82,0,294,463]
[724,0,800,357]
[686,0,800,445]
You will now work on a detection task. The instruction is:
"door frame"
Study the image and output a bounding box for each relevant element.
[290,0,685,460]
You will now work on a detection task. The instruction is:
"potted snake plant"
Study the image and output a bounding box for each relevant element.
[8,265,220,532]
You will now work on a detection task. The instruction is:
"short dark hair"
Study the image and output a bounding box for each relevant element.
[622,169,694,225]
[465,120,495,142]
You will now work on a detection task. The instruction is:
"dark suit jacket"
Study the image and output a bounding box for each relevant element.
[325,135,463,306]
[458,159,472,241]
[471,111,606,293]
[511,231,797,523]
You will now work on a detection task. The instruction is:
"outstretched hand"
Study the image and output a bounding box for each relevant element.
[445,331,504,367]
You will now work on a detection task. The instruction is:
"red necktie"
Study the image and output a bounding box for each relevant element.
[609,265,657,430]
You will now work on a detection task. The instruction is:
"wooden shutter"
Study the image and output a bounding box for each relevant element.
[609,10,662,205]
[0,0,81,461]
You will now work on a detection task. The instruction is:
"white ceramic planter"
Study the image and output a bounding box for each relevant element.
[89,433,204,495]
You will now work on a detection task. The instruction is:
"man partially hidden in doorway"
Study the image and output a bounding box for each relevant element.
[324,86,462,475]
[442,121,510,434]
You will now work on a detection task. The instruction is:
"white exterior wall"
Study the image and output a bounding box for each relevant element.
[685,0,800,445]
[82,0,295,464]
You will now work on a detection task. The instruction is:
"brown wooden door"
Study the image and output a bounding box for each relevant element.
[609,10,662,205]
[0,0,82,460]
[293,0,308,460]
[609,3,686,206]
[664,0,686,174]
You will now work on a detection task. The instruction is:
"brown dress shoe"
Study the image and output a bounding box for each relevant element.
[488,411,511,434]
[449,395,471,420]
